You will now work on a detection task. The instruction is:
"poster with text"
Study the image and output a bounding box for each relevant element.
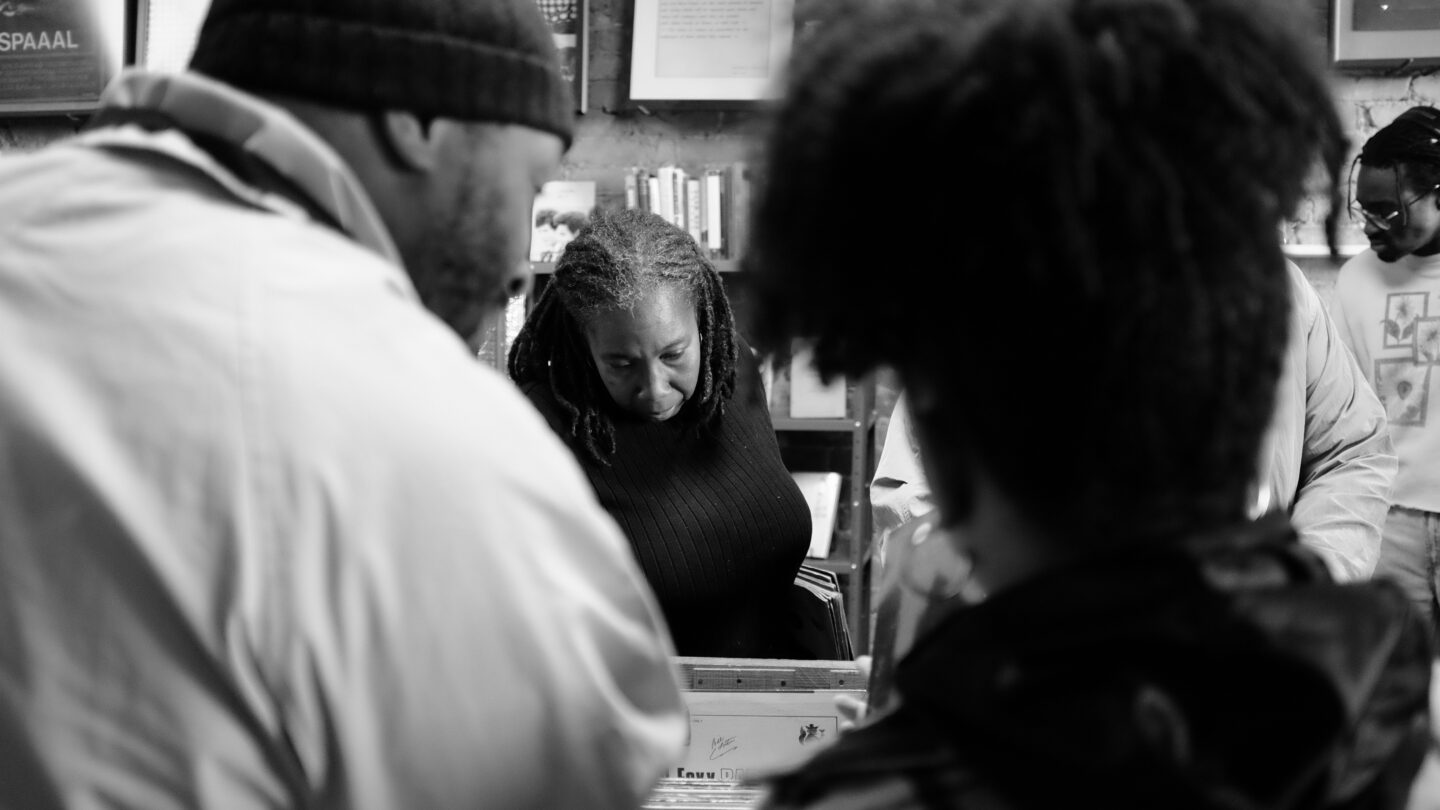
[0,0,125,113]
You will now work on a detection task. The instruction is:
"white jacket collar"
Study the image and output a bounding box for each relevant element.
[82,69,405,271]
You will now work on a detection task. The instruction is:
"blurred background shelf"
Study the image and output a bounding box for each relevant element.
[774,376,876,655]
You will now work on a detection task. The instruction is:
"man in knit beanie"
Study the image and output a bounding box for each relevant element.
[183,0,577,339]
[0,1,686,808]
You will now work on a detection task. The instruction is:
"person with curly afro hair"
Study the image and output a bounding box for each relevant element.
[745,0,1435,807]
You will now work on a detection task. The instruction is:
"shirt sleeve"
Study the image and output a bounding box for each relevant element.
[1289,268,1396,581]
[870,392,936,565]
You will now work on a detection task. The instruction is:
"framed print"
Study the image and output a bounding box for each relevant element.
[1333,0,1440,70]
[0,0,127,115]
[629,0,795,102]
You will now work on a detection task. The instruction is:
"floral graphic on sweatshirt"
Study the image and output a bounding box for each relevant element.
[1384,292,1429,349]
[1417,317,1440,365]
[1375,357,1430,427]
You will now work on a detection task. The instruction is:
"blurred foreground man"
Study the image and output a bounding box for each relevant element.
[743,0,1434,807]
[0,0,685,807]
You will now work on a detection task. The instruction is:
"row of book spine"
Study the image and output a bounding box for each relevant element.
[623,164,745,259]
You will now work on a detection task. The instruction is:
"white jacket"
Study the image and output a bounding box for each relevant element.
[0,70,685,809]
[1260,261,1396,580]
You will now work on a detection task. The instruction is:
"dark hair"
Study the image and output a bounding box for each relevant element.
[745,0,1346,544]
[534,209,556,228]
[509,206,738,464]
[1357,105,1440,198]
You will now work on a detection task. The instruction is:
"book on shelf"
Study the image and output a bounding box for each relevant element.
[624,169,640,210]
[657,165,678,227]
[791,471,842,559]
[646,172,662,218]
[621,163,740,260]
[672,166,688,228]
[705,168,725,254]
[728,162,751,264]
[686,176,704,245]
[530,180,596,262]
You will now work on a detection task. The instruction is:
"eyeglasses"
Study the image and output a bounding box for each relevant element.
[1350,182,1440,232]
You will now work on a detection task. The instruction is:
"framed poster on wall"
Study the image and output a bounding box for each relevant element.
[0,0,127,115]
[629,0,795,102]
[1333,0,1440,70]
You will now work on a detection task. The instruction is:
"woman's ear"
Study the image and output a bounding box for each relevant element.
[375,110,440,173]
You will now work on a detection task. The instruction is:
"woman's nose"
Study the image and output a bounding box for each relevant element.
[638,365,668,399]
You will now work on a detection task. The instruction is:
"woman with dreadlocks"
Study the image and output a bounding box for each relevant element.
[508,206,812,658]
[1332,105,1440,644]
[742,0,1434,807]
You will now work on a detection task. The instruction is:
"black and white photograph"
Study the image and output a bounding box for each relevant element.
[2,0,1440,807]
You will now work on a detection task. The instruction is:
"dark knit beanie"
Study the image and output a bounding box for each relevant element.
[189,0,574,146]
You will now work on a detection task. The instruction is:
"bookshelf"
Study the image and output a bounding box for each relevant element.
[772,375,877,656]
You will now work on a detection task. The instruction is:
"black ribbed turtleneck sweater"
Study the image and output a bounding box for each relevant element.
[522,346,811,658]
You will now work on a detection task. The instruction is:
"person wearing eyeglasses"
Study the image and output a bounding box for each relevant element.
[1331,105,1440,646]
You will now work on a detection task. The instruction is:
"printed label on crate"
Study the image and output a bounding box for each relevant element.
[674,691,850,780]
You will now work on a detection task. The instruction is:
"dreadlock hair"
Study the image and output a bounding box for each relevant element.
[746,0,1347,546]
[508,206,739,465]
[1356,105,1440,202]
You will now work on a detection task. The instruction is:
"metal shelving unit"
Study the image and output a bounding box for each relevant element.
[774,378,876,655]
